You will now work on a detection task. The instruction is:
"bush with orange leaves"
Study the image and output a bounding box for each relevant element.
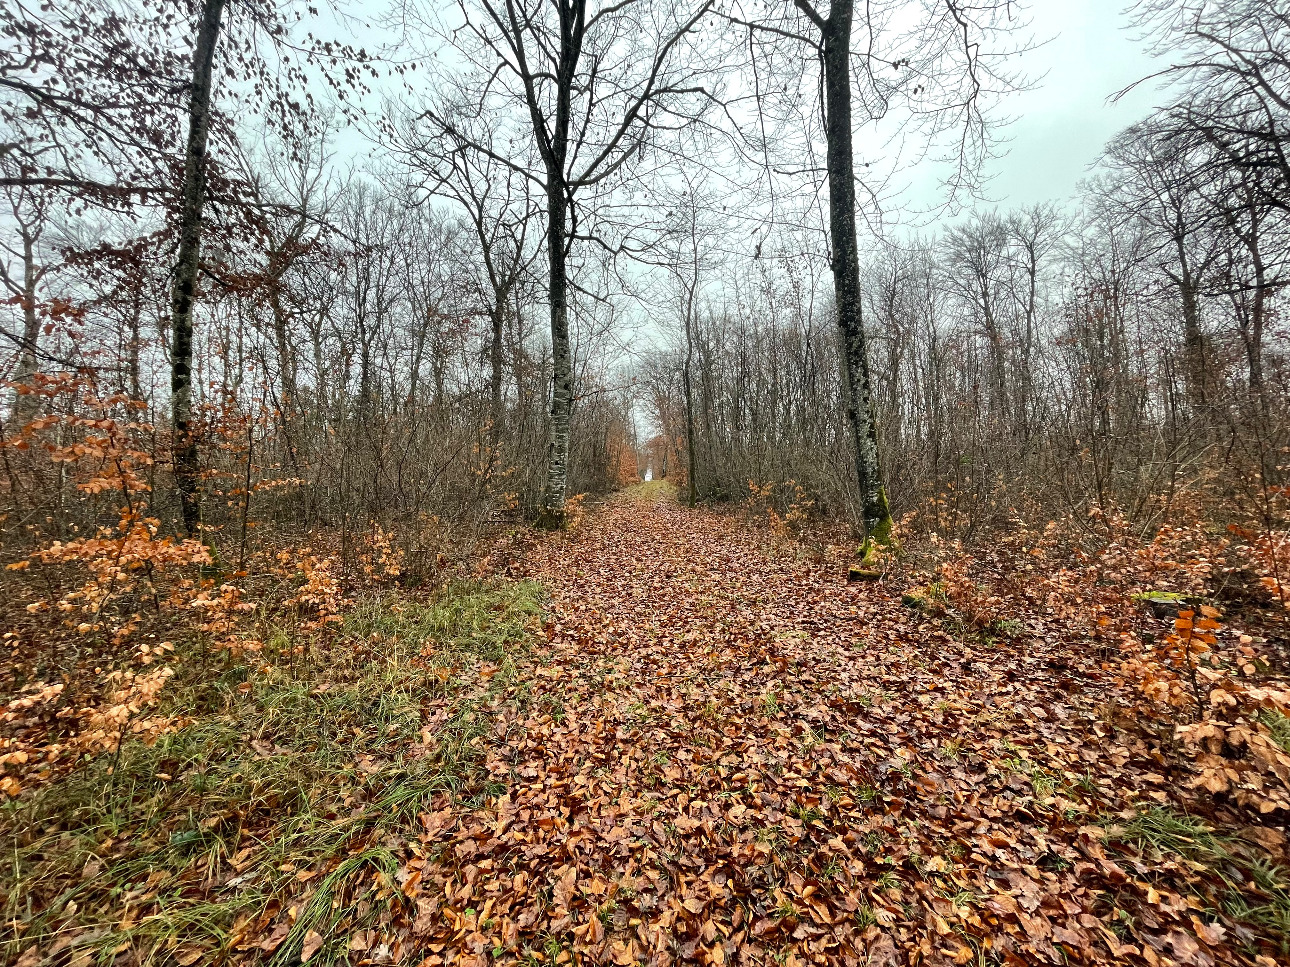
[1129,605,1290,815]
[22,514,212,640]
[906,500,1290,818]
[276,548,350,635]
[746,479,816,538]
[357,524,404,581]
[0,378,224,794]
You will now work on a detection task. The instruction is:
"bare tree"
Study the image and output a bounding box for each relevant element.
[416,0,725,525]
[723,0,1023,548]
[0,177,50,423]
[390,114,541,450]
[1102,121,1221,409]
[1130,0,1290,211]
[942,212,1010,420]
[660,182,722,506]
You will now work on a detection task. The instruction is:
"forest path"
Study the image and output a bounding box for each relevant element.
[420,484,1169,966]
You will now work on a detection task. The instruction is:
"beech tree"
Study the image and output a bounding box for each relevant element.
[723,0,1021,548]
[418,0,727,526]
[170,0,226,535]
[0,0,187,202]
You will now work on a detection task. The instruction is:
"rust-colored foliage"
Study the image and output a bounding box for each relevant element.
[3,472,1290,965]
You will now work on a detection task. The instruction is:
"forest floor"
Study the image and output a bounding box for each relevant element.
[6,483,1289,967]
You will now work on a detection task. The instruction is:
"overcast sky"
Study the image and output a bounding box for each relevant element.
[899,0,1164,214]
[335,0,1170,234]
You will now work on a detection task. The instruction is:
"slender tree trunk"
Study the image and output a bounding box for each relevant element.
[1241,191,1269,423]
[1249,261,1266,418]
[1178,270,1208,410]
[169,0,226,536]
[127,290,143,402]
[981,297,1008,419]
[11,228,41,425]
[490,304,505,450]
[541,171,573,526]
[268,280,299,411]
[1019,261,1037,440]
[683,337,698,507]
[819,0,892,545]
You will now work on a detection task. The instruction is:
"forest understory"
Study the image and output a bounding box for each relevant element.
[4,482,1290,967]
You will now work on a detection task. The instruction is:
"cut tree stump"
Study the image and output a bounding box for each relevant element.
[848,567,882,582]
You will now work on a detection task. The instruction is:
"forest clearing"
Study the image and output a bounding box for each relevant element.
[4,482,1290,966]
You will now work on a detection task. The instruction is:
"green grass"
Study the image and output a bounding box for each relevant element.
[1,578,543,967]
[1259,708,1290,753]
[343,578,543,662]
[1105,806,1290,956]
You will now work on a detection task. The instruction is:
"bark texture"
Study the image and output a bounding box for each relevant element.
[541,170,573,526]
[11,226,42,424]
[817,0,892,544]
[169,0,226,535]
[534,0,581,528]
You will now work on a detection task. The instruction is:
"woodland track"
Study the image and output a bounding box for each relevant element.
[407,485,1264,966]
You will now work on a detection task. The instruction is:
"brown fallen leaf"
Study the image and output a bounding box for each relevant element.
[300,930,325,963]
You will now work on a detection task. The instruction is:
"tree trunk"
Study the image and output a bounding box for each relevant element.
[490,304,505,450]
[11,227,41,425]
[169,0,226,536]
[1178,264,1208,411]
[820,0,892,546]
[1249,255,1267,419]
[541,171,573,526]
[127,289,143,402]
[268,279,299,413]
[683,342,698,507]
[537,0,579,528]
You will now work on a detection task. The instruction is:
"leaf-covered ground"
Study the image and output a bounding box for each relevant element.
[447,485,1285,966]
[6,484,1288,966]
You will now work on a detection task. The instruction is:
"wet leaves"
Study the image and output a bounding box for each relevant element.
[7,489,1288,965]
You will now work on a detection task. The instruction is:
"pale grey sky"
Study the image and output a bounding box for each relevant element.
[900,0,1164,213]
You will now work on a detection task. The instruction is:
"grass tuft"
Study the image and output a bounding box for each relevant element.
[1106,806,1290,955]
[1,578,543,966]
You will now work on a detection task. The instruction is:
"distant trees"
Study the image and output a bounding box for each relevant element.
[3,0,1284,556]
[642,153,1286,536]
[1102,121,1218,409]
[659,183,721,507]
[1107,0,1290,431]
[389,111,540,452]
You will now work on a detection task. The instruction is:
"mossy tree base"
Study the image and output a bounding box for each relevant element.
[535,506,566,531]
[858,485,895,565]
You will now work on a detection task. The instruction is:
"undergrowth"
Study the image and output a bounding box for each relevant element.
[1,578,543,967]
[1105,806,1290,956]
